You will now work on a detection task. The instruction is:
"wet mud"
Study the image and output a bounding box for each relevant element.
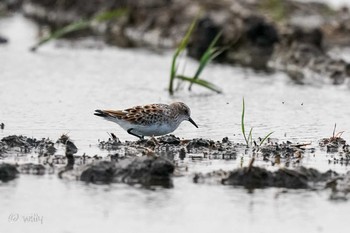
[80,157,174,188]
[193,165,350,200]
[1,133,350,199]
[1,135,56,155]
[194,165,337,189]
[327,172,350,200]
[0,36,7,44]
[0,163,18,182]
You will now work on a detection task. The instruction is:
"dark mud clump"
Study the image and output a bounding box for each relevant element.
[157,134,181,145]
[0,141,6,156]
[195,165,337,189]
[259,141,314,165]
[0,0,22,12]
[187,138,215,150]
[0,36,8,44]
[1,135,33,152]
[80,161,116,184]
[319,136,347,153]
[57,134,78,170]
[98,135,121,150]
[327,172,350,201]
[19,163,46,175]
[319,135,350,166]
[57,134,78,155]
[80,156,174,188]
[1,135,56,156]
[271,26,350,85]
[0,163,19,182]
[98,135,243,161]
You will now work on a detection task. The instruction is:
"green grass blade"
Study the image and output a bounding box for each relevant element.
[241,98,249,146]
[248,127,253,146]
[94,8,128,22]
[30,20,90,51]
[193,49,214,79]
[30,9,128,51]
[211,47,226,60]
[189,31,223,91]
[195,31,222,78]
[176,75,222,93]
[259,132,274,146]
[169,15,199,95]
[169,56,177,95]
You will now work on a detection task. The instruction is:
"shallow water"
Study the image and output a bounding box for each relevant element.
[0,174,348,233]
[1,15,350,233]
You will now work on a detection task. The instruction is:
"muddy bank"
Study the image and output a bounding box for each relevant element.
[1,134,350,193]
[193,165,336,189]
[0,163,18,182]
[194,164,350,200]
[1,134,349,168]
[0,35,8,44]
[0,135,56,155]
[0,0,22,12]
[6,0,348,84]
[79,157,174,188]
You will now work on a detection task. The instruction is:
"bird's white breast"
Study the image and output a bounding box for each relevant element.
[132,123,176,136]
[106,115,181,136]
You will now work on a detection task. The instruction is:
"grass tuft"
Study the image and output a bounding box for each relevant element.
[241,98,273,147]
[169,15,198,95]
[188,31,224,91]
[169,15,224,95]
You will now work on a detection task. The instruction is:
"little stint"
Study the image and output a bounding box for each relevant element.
[94,102,198,139]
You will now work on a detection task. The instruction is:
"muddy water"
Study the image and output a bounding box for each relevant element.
[1,15,350,233]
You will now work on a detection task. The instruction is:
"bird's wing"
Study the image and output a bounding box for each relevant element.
[98,104,165,124]
[125,104,164,114]
[102,109,139,123]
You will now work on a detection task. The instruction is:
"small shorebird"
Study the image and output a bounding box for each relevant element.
[94,102,198,139]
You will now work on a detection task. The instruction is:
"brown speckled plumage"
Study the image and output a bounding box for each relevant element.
[102,104,170,125]
[94,102,198,139]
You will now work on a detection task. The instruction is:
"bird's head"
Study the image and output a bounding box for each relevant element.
[171,102,198,128]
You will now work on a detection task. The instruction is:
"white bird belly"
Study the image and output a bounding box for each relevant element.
[132,123,175,136]
[108,118,176,136]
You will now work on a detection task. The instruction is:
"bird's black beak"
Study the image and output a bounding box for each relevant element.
[188,117,198,128]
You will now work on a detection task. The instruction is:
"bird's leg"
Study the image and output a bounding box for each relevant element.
[150,135,159,146]
[127,128,144,140]
[107,132,118,141]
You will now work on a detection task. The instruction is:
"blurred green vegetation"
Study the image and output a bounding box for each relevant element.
[260,0,286,21]
[30,8,128,51]
[169,16,223,95]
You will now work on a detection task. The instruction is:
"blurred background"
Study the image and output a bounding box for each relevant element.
[1,1,350,233]
[1,0,350,147]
